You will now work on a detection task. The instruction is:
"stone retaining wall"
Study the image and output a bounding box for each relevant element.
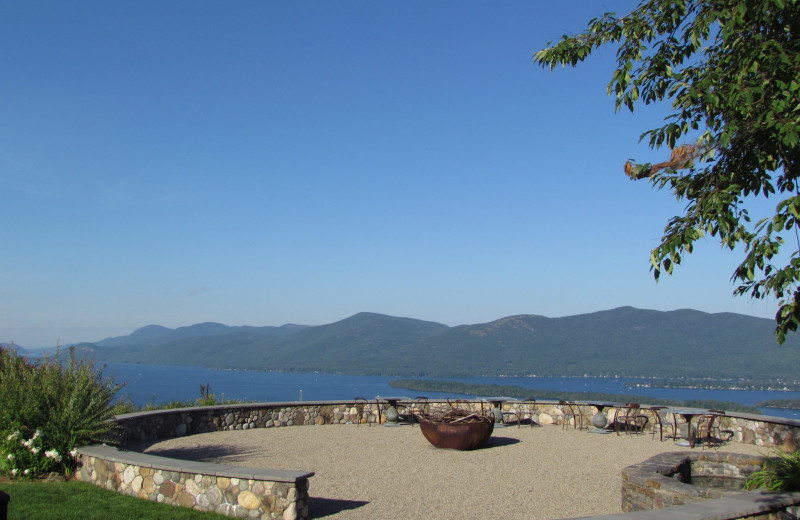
[588,491,800,520]
[621,452,764,511]
[75,444,312,520]
[74,400,800,520]
[113,401,387,445]
[113,400,800,452]
[618,452,800,520]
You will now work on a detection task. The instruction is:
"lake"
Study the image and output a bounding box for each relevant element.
[106,362,800,420]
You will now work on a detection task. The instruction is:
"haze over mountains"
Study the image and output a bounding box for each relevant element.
[59,307,800,380]
[0,342,26,354]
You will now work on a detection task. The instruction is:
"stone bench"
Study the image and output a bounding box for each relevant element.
[75,444,313,520]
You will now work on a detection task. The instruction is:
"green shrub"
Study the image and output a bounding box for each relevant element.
[109,394,138,416]
[0,346,122,477]
[0,428,74,477]
[112,385,248,416]
[745,450,800,491]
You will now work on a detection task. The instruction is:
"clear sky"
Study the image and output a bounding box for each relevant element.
[1,1,781,347]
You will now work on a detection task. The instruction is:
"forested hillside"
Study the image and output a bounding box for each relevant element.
[74,307,800,381]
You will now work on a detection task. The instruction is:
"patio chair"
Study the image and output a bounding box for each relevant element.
[695,413,719,448]
[615,403,648,435]
[611,406,626,434]
[405,396,429,426]
[627,404,649,434]
[559,401,586,430]
[649,406,677,441]
[496,399,523,427]
[450,398,481,415]
[697,411,731,448]
[513,398,539,427]
[709,410,734,443]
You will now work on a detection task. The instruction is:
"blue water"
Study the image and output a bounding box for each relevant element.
[106,363,800,420]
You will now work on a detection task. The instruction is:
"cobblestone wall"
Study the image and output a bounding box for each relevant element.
[621,452,762,511]
[74,444,311,520]
[114,401,386,444]
[75,400,800,520]
[619,452,800,519]
[113,400,800,451]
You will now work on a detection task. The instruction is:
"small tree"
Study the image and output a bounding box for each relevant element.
[535,0,800,341]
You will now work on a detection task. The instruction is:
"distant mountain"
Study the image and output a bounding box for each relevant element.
[76,307,800,380]
[389,307,800,378]
[83,312,448,374]
[95,322,309,348]
[95,325,172,347]
[0,342,26,354]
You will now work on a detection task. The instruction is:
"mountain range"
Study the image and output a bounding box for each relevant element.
[66,306,800,380]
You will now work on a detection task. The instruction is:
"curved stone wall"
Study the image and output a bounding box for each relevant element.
[622,452,763,510]
[112,401,387,445]
[74,399,800,520]
[110,400,800,450]
[76,444,312,520]
[620,452,800,519]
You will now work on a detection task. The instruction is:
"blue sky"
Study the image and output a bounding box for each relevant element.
[1,1,781,347]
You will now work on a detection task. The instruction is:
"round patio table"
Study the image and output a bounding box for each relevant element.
[583,401,621,433]
[667,407,709,447]
[376,396,409,426]
[482,397,508,427]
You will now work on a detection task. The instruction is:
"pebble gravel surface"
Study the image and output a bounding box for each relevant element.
[137,425,769,520]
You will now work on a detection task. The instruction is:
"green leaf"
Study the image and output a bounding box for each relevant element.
[535,0,800,342]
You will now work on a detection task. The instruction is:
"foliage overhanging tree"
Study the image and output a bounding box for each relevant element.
[535,0,800,342]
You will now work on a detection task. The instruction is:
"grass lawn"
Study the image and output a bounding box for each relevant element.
[0,480,225,520]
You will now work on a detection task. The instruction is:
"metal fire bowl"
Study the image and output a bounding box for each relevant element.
[417,415,494,451]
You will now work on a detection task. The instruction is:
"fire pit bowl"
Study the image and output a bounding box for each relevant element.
[416,413,494,450]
